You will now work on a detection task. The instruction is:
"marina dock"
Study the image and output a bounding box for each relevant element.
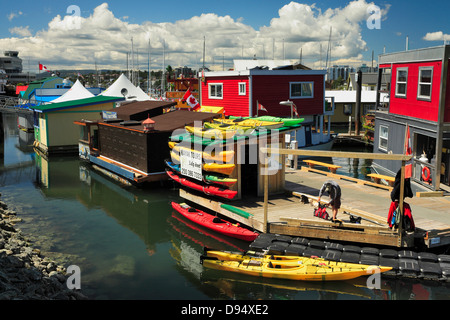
[181,164,450,250]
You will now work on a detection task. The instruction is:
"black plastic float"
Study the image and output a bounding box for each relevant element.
[248,233,450,282]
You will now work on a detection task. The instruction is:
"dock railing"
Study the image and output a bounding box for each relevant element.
[260,147,412,246]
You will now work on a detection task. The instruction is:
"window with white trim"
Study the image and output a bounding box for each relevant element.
[379,125,389,151]
[395,68,408,98]
[208,83,223,99]
[418,67,433,100]
[238,82,246,96]
[290,82,313,99]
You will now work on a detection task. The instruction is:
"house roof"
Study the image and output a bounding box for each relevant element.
[101,73,152,101]
[114,100,177,120]
[32,95,125,113]
[50,79,94,103]
[21,76,64,100]
[325,90,389,103]
[347,72,389,88]
[99,109,220,132]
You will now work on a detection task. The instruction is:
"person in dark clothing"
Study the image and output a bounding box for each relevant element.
[390,168,413,202]
[317,180,341,221]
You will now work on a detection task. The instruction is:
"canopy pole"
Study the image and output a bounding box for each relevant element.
[263,150,269,233]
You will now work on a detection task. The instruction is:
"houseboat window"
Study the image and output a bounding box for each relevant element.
[418,67,433,100]
[290,82,313,98]
[379,125,389,151]
[208,83,223,99]
[238,82,246,96]
[395,68,408,97]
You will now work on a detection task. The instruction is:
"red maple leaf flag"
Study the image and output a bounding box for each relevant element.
[293,103,299,117]
[39,63,50,72]
[182,89,200,111]
[257,102,267,112]
[405,124,412,178]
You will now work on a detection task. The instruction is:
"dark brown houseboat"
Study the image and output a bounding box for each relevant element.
[75,100,220,185]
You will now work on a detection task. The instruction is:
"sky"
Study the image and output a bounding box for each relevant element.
[2,0,450,73]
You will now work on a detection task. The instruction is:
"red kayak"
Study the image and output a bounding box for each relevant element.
[166,170,237,200]
[171,202,259,241]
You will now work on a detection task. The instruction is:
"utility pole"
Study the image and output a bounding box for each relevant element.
[355,69,362,135]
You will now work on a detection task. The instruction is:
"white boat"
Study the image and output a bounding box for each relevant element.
[285,121,335,157]
[0,69,6,94]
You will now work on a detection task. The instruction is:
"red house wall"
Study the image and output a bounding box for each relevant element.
[445,60,450,123]
[200,73,324,117]
[200,76,250,117]
[251,74,324,117]
[389,61,442,122]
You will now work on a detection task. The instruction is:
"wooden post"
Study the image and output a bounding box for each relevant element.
[263,166,269,233]
[355,70,362,135]
[397,160,405,246]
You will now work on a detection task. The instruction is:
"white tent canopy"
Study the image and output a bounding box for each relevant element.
[50,79,95,103]
[101,74,151,101]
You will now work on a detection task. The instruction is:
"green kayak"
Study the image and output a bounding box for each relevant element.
[229,116,304,127]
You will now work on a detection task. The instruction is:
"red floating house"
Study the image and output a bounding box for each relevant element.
[374,45,450,191]
[198,62,335,148]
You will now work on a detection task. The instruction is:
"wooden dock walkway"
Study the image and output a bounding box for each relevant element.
[181,167,450,249]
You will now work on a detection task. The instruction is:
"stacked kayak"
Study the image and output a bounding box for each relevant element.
[203,175,237,187]
[229,116,304,127]
[213,118,284,130]
[170,151,235,175]
[169,141,235,163]
[165,160,237,187]
[204,122,255,135]
[167,170,237,199]
[201,248,392,281]
[171,202,258,241]
[185,125,237,140]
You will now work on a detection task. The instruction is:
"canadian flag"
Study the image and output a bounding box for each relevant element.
[39,63,50,72]
[257,102,267,112]
[292,103,299,117]
[182,89,200,111]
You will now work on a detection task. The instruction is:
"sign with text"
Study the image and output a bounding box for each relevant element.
[180,148,203,181]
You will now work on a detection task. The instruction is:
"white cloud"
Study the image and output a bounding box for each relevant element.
[9,26,32,37]
[423,31,450,42]
[0,1,388,71]
[7,11,23,21]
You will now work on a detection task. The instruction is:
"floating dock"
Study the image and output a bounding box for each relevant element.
[180,163,450,250]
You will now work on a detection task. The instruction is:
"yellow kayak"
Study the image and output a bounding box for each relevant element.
[213,118,284,130]
[201,258,390,281]
[203,248,375,268]
[204,122,255,135]
[170,151,235,175]
[168,142,235,163]
[185,126,236,140]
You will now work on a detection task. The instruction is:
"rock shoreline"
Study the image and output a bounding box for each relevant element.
[0,198,88,300]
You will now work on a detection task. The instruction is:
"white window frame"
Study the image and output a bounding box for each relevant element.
[238,82,246,96]
[378,125,389,152]
[417,66,433,101]
[395,67,408,98]
[208,83,223,99]
[289,82,314,99]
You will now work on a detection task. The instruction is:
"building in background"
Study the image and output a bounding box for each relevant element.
[373,45,450,191]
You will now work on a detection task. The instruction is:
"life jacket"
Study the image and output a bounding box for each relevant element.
[314,204,330,220]
[387,201,415,231]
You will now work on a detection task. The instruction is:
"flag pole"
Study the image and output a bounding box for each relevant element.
[257,100,259,117]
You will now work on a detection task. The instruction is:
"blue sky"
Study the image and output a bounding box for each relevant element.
[1,0,449,71]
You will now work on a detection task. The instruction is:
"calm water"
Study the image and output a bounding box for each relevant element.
[1,111,450,301]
